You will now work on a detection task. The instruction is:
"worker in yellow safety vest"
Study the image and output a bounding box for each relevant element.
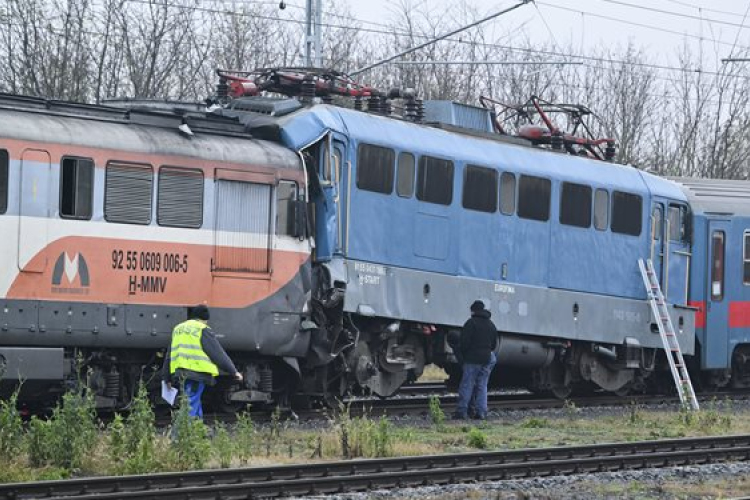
[162,305,243,418]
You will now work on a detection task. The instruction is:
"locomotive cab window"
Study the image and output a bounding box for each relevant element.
[500,172,516,216]
[517,174,551,222]
[462,165,497,213]
[594,188,609,230]
[744,232,750,285]
[276,181,298,236]
[356,143,394,194]
[60,157,94,220]
[104,162,153,225]
[560,181,592,228]
[0,149,8,214]
[652,206,663,240]
[396,152,415,198]
[611,190,642,236]
[417,156,454,205]
[157,167,203,228]
[668,204,687,242]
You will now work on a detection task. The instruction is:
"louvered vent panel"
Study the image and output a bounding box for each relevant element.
[214,180,271,273]
[158,167,204,228]
[105,163,153,224]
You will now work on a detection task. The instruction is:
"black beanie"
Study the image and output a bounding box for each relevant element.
[188,304,210,321]
[470,300,485,313]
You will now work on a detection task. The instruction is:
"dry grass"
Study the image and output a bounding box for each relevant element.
[419,364,449,382]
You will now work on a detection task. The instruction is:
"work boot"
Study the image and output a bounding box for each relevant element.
[451,412,467,420]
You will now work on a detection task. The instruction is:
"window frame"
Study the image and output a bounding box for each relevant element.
[356,143,395,195]
[593,188,609,231]
[499,171,516,216]
[396,152,415,198]
[610,190,643,237]
[59,155,95,221]
[517,174,551,222]
[743,231,750,286]
[416,155,454,206]
[104,161,154,226]
[462,164,498,213]
[157,166,204,229]
[559,181,593,228]
[275,180,299,237]
[711,230,725,301]
[0,149,8,215]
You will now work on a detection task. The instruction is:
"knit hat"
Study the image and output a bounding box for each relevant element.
[470,300,485,313]
[188,304,210,321]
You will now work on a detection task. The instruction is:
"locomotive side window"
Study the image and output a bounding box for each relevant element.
[417,156,454,205]
[356,143,394,194]
[396,152,415,198]
[60,157,94,220]
[560,181,592,228]
[668,205,687,242]
[652,206,663,240]
[462,165,497,213]
[594,188,609,230]
[276,181,298,236]
[104,162,153,225]
[517,174,551,222]
[711,231,725,300]
[499,172,516,216]
[0,149,8,214]
[157,167,203,228]
[744,232,750,285]
[611,190,642,236]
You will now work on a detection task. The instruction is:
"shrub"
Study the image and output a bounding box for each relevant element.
[235,411,254,465]
[109,384,158,474]
[212,423,234,468]
[169,389,211,471]
[520,417,549,429]
[0,388,24,458]
[27,391,99,471]
[467,427,488,449]
[428,395,445,429]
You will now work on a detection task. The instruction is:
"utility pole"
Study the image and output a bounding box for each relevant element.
[305,0,322,68]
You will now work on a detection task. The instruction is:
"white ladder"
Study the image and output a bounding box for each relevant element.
[638,258,699,411]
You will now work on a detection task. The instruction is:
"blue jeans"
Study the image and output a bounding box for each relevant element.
[456,352,497,417]
[183,380,205,419]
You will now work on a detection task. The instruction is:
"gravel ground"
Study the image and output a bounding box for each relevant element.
[292,462,750,499]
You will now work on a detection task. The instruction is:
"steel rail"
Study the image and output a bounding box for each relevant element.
[3,435,750,500]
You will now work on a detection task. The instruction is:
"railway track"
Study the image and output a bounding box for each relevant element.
[192,390,750,426]
[2,435,749,499]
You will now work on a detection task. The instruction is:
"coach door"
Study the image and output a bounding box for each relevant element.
[18,149,51,272]
[332,136,348,255]
[650,202,665,286]
[705,220,730,368]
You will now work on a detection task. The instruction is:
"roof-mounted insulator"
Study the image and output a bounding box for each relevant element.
[415,99,425,123]
[380,95,391,116]
[605,141,616,162]
[354,95,363,111]
[367,91,382,114]
[217,76,229,100]
[550,131,563,151]
[321,94,333,104]
[300,74,316,104]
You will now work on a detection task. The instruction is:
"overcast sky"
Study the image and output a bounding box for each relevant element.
[322,0,750,70]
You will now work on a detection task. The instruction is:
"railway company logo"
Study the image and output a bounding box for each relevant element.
[51,252,90,295]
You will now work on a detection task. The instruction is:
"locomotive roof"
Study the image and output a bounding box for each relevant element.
[0,93,301,171]
[670,177,750,216]
[236,101,686,203]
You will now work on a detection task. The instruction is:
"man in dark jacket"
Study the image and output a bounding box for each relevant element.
[453,300,498,420]
[162,305,243,419]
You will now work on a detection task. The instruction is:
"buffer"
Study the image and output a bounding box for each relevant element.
[638,258,699,411]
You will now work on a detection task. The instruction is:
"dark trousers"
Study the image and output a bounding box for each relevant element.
[456,352,497,417]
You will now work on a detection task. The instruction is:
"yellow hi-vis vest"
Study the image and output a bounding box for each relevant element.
[169,319,219,377]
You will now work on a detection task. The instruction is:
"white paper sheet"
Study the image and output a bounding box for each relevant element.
[161,381,178,406]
